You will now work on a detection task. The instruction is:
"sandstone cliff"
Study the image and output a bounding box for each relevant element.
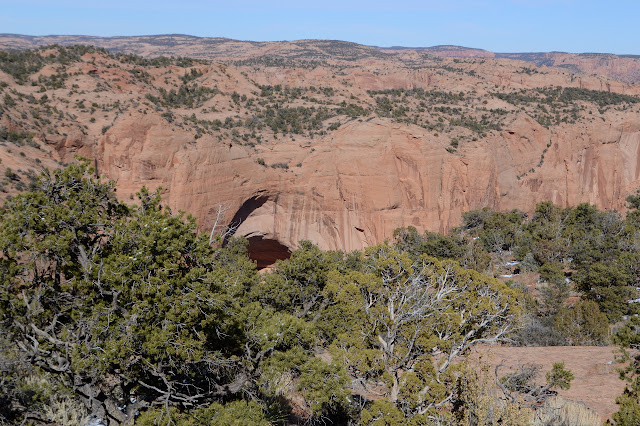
[1,45,639,266]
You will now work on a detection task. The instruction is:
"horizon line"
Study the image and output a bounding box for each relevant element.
[1,33,639,57]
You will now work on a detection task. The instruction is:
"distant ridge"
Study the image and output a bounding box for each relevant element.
[1,33,636,57]
[1,34,640,82]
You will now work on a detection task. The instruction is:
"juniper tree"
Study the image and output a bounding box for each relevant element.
[324,244,521,423]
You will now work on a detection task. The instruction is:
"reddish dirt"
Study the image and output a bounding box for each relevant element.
[481,345,625,421]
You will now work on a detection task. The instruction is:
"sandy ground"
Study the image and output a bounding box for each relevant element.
[481,345,625,421]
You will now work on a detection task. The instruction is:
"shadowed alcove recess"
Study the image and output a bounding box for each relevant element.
[246,236,292,269]
[225,194,292,269]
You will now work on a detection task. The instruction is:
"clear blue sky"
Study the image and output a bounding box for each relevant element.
[2,0,639,54]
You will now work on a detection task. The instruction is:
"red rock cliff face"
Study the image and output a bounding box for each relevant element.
[79,111,640,263]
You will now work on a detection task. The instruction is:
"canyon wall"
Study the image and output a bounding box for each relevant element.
[1,44,639,266]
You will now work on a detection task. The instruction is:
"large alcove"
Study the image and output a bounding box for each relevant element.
[246,235,292,269]
[225,194,292,269]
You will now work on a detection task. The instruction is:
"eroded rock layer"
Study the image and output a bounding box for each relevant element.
[83,113,640,257]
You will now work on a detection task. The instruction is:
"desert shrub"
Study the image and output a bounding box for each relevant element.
[573,261,637,322]
[512,314,567,347]
[553,300,610,345]
[608,316,640,425]
[270,162,289,169]
[0,127,34,146]
[454,360,533,425]
[0,49,46,84]
[393,226,466,261]
[146,83,218,109]
[539,262,569,312]
[497,362,573,408]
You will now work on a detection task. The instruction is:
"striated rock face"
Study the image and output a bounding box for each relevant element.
[1,45,640,267]
[80,113,640,266]
[53,103,640,267]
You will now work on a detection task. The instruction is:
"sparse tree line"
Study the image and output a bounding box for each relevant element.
[0,45,203,86]
[449,198,640,340]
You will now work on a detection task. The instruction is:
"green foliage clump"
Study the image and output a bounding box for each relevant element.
[0,161,244,422]
[462,197,640,325]
[546,362,575,390]
[3,93,16,107]
[115,52,207,68]
[539,262,569,312]
[36,71,69,89]
[336,101,369,117]
[393,225,491,273]
[0,126,36,147]
[0,163,355,423]
[262,105,334,135]
[253,240,335,318]
[0,49,47,84]
[136,400,271,426]
[325,244,521,420]
[627,188,640,210]
[180,67,204,83]
[609,316,640,425]
[573,261,636,321]
[0,45,109,84]
[554,87,640,107]
[394,225,464,260]
[146,83,219,109]
[462,208,526,254]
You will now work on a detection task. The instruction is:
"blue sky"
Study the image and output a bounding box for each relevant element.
[1,0,639,54]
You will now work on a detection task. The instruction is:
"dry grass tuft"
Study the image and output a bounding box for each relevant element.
[531,395,602,426]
